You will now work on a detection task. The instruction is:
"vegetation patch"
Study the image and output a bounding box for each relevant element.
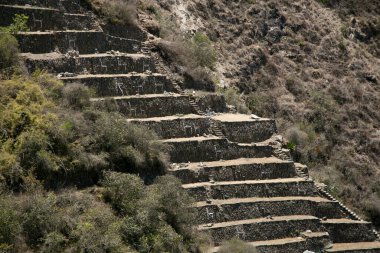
[0,34,205,252]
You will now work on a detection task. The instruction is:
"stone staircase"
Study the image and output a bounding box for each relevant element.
[2,1,380,252]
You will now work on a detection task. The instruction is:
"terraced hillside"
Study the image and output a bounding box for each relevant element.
[1,0,380,252]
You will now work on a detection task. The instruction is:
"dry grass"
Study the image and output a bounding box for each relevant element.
[138,0,380,227]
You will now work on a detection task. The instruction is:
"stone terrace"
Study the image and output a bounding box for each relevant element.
[2,1,380,252]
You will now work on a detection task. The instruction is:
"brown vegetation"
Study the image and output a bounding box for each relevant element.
[137,0,380,227]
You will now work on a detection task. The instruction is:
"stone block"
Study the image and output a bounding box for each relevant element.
[212,114,277,143]
[322,220,377,243]
[170,158,297,184]
[16,31,107,54]
[165,138,272,163]
[194,94,228,113]
[200,216,321,245]
[196,198,345,224]
[130,115,212,139]
[186,180,318,202]
[62,74,172,97]
[24,54,155,75]
[0,5,64,31]
[92,94,195,118]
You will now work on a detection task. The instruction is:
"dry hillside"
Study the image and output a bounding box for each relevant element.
[137,0,380,227]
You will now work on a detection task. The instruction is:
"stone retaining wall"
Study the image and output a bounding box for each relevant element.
[131,117,212,139]
[16,31,107,54]
[204,217,321,245]
[25,55,155,75]
[218,119,277,143]
[187,181,317,202]
[196,200,346,224]
[94,95,195,118]
[64,75,172,97]
[322,221,377,243]
[171,161,297,184]
[167,139,272,163]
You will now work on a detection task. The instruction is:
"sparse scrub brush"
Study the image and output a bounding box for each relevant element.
[219,238,258,253]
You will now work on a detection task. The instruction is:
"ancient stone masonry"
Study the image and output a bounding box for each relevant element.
[2,1,380,252]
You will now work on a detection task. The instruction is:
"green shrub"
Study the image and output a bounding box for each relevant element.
[188,32,217,69]
[0,14,29,34]
[102,172,145,215]
[0,33,19,71]
[87,0,137,26]
[0,73,168,189]
[219,87,251,114]
[103,172,200,253]
[70,207,126,253]
[308,90,341,134]
[157,19,218,90]
[21,193,59,246]
[0,197,21,249]
[219,238,258,253]
[62,82,92,109]
[284,123,329,163]
[246,92,278,117]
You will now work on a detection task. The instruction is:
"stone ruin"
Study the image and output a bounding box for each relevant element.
[1,1,380,252]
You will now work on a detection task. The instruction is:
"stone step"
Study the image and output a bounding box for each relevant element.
[169,157,297,184]
[210,232,330,253]
[195,196,346,224]
[0,5,97,31]
[212,113,277,143]
[128,114,213,139]
[184,178,319,202]
[23,52,155,75]
[61,73,172,97]
[321,219,378,243]
[90,93,227,119]
[198,215,322,245]
[163,137,272,163]
[15,31,141,54]
[326,242,380,253]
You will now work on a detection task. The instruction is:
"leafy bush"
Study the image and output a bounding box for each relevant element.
[21,193,59,246]
[86,0,137,26]
[219,87,251,114]
[308,91,341,137]
[0,197,21,250]
[103,172,201,253]
[102,171,145,215]
[0,14,29,34]
[62,82,93,109]
[0,33,19,71]
[0,75,168,189]
[219,238,258,253]
[246,92,278,117]
[157,24,218,91]
[188,32,217,70]
[284,123,329,163]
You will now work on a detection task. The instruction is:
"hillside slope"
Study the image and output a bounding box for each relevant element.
[139,0,380,227]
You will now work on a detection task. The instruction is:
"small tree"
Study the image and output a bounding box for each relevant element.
[0,14,29,34]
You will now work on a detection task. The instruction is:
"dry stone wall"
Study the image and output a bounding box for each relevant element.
[2,1,380,252]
